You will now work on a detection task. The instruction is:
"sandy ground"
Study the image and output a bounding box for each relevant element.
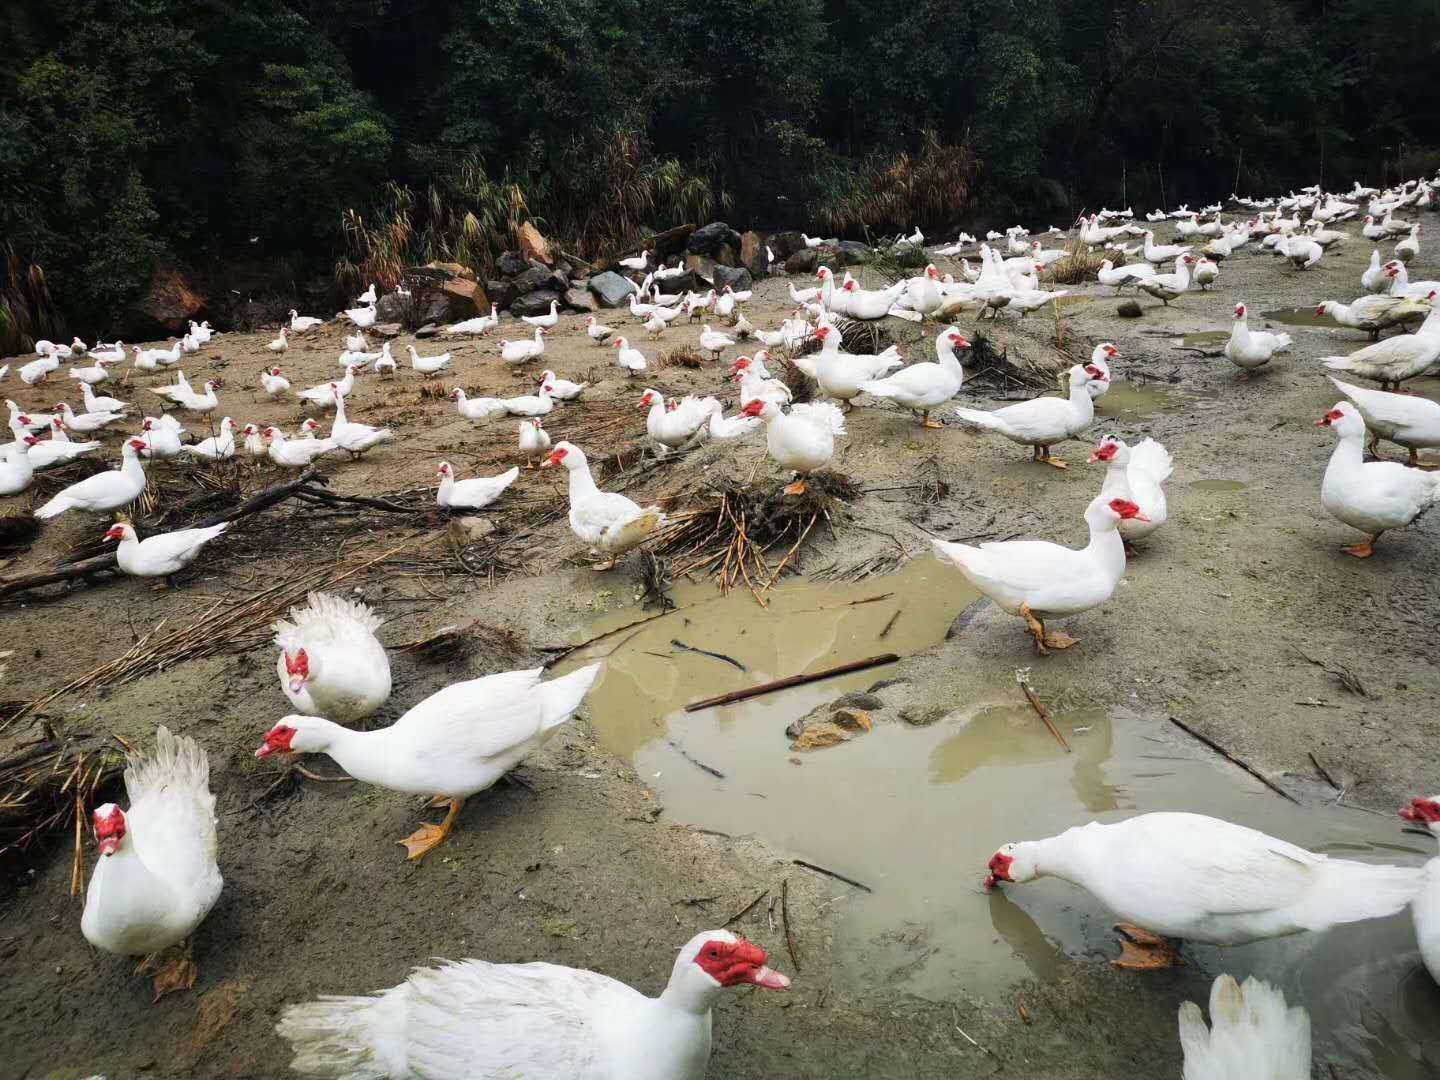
[1,215,1438,1078]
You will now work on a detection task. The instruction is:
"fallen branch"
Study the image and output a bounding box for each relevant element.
[1308,751,1341,792]
[878,611,901,640]
[684,654,899,712]
[724,888,769,927]
[296,485,422,514]
[1018,676,1070,753]
[0,468,321,599]
[670,640,746,672]
[1169,716,1301,805]
[666,739,726,779]
[791,858,873,893]
[781,877,800,974]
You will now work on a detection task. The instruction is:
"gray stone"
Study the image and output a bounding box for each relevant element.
[785,248,818,275]
[510,289,562,317]
[487,279,516,310]
[686,221,743,257]
[497,251,528,277]
[375,293,411,323]
[833,691,885,712]
[372,322,403,338]
[899,705,947,728]
[769,231,806,261]
[564,288,598,313]
[684,254,717,283]
[712,266,752,293]
[1117,300,1144,318]
[587,271,638,308]
[837,240,874,266]
[415,323,441,338]
[509,266,555,296]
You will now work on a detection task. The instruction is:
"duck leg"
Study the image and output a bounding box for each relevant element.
[1020,604,1078,655]
[1111,924,1182,970]
[136,938,197,1002]
[590,555,618,571]
[1037,448,1068,469]
[921,410,943,429]
[783,476,808,496]
[399,796,465,860]
[1341,533,1379,559]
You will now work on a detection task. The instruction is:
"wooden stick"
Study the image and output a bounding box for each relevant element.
[791,859,873,893]
[1020,682,1070,753]
[1169,716,1301,805]
[684,654,899,712]
[0,467,321,598]
[1308,751,1341,791]
[781,877,800,974]
[724,888,769,927]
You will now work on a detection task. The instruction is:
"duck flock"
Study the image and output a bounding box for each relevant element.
[4,172,1440,1078]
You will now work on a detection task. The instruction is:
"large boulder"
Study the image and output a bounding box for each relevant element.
[684,254,717,284]
[713,266,752,293]
[128,267,206,337]
[784,248,818,275]
[768,231,806,261]
[587,271,638,307]
[509,265,556,296]
[686,222,743,257]
[497,251,529,277]
[517,222,552,266]
[486,279,515,311]
[836,241,873,266]
[739,231,768,278]
[564,287,598,313]
[375,292,414,323]
[510,289,562,318]
[650,223,696,259]
[652,270,706,296]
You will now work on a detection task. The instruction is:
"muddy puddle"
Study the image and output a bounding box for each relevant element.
[561,558,1439,1076]
[1264,305,1344,329]
[1180,329,1231,348]
[1096,380,1220,419]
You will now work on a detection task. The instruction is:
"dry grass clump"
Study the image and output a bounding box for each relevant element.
[819,130,979,235]
[1048,241,1113,285]
[657,346,704,370]
[0,736,125,881]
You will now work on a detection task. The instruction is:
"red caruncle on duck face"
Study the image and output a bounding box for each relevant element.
[691,937,789,989]
[255,723,297,759]
[282,648,309,694]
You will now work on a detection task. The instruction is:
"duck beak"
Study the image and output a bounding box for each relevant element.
[745,966,792,990]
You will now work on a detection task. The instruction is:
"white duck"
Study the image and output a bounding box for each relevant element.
[80,727,222,1000]
[530,371,580,402]
[1085,343,1118,400]
[836,278,907,320]
[730,364,792,410]
[106,521,229,581]
[81,381,128,414]
[356,283,378,305]
[1137,254,1196,305]
[1319,294,1431,340]
[1142,230,1190,264]
[373,344,398,377]
[618,249,651,270]
[542,441,666,569]
[186,417,238,461]
[1089,435,1172,545]
[1329,376,1440,465]
[344,332,370,353]
[585,314,615,344]
[1398,796,1440,988]
[707,407,764,441]
[265,426,336,468]
[521,299,560,330]
[7,399,44,432]
[260,366,292,398]
[1318,401,1440,557]
[1224,302,1293,377]
[1280,234,1324,270]
[0,437,36,495]
[858,327,970,427]
[519,418,552,465]
[289,310,324,333]
[499,382,554,418]
[406,344,451,377]
[69,359,114,386]
[449,387,508,422]
[29,419,101,469]
[257,664,601,859]
[641,389,720,450]
[345,303,377,329]
[1178,975,1310,1080]
[34,438,147,519]
[91,341,125,364]
[298,366,356,409]
[175,380,220,416]
[932,495,1141,654]
[240,423,267,459]
[954,364,1101,467]
[276,928,788,1080]
[611,336,647,374]
[500,328,547,364]
[1361,249,1389,293]
[1319,305,1440,391]
[436,461,519,509]
[1096,259,1156,292]
[55,400,123,434]
[1192,257,1219,291]
[795,325,903,407]
[444,306,500,336]
[136,415,186,460]
[330,391,393,457]
[698,324,734,361]
[742,398,845,495]
[1395,225,1420,264]
[984,810,1423,967]
[267,327,290,353]
[1383,261,1440,301]
[273,591,391,724]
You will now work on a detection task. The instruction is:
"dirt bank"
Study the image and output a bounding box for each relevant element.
[2,218,1437,1078]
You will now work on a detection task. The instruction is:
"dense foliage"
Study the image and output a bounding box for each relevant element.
[1,0,1437,327]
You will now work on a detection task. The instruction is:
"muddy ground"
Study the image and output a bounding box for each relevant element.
[1,216,1438,1078]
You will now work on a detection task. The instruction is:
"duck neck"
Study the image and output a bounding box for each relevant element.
[658,970,721,1016]
[303,719,393,786]
[1328,430,1366,472]
[1230,317,1249,345]
[89,838,177,923]
[936,343,962,379]
[1030,835,1086,885]
[121,451,145,484]
[1083,516,1126,578]
[567,461,601,503]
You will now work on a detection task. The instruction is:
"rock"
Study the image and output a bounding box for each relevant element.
[716,242,737,267]
[650,223,696,258]
[652,270,706,296]
[511,289,562,318]
[486,279,515,311]
[833,691,885,712]
[415,323,440,338]
[785,248,818,275]
[588,271,638,308]
[899,705,947,728]
[739,231,767,278]
[372,322,403,338]
[497,251,529,277]
[830,708,873,732]
[423,260,476,281]
[712,266,752,294]
[564,287,598,313]
[684,254,717,283]
[836,241,874,266]
[786,699,874,750]
[449,516,497,544]
[129,267,206,337]
[686,222,743,257]
[1117,300,1143,318]
[517,222,552,266]
[509,265,555,296]
[439,275,486,318]
[790,721,854,751]
[769,231,806,261]
[374,292,412,323]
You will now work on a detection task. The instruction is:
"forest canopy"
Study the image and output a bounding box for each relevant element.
[1,0,1437,327]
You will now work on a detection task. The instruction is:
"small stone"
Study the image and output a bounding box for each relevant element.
[497,251,528,277]
[712,266,752,293]
[833,692,884,712]
[686,221,743,256]
[510,289,562,317]
[450,517,496,543]
[790,720,855,751]
[414,323,440,338]
[1117,300,1143,318]
[830,708,872,732]
[372,322,402,337]
[899,705,947,727]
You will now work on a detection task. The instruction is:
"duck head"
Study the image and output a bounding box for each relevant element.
[983,841,1039,890]
[665,930,790,1010]
[540,441,584,471]
[255,715,332,759]
[280,647,312,696]
[1399,796,1440,835]
[1087,434,1131,465]
[1316,401,1363,438]
[93,803,127,856]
